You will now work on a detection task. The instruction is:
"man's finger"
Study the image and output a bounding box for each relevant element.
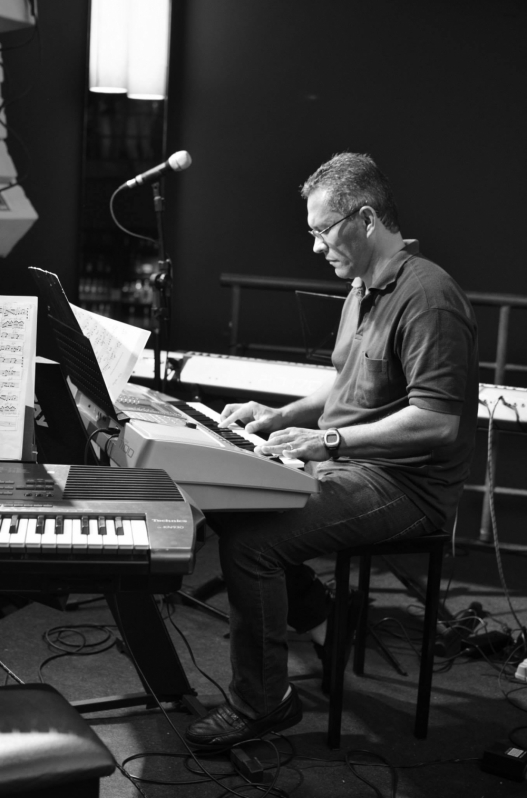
[245,418,269,434]
[219,403,242,420]
[219,407,248,427]
[282,443,298,459]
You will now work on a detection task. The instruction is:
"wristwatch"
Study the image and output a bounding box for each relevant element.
[323,428,341,460]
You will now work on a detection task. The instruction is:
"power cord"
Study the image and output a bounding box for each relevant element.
[0,658,25,685]
[38,623,116,682]
[483,398,527,639]
[109,597,286,798]
[162,596,229,703]
[7,592,511,796]
[83,426,120,465]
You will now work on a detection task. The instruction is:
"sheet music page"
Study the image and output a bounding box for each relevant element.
[70,304,150,403]
[0,296,37,461]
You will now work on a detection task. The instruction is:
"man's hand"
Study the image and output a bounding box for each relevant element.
[256,427,328,462]
[219,402,286,435]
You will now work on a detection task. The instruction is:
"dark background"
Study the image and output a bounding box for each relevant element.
[2,0,526,357]
[1,0,526,540]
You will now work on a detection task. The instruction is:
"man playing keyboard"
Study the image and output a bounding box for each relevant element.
[185,152,479,749]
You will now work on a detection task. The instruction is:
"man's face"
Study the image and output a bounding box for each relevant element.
[306,188,372,282]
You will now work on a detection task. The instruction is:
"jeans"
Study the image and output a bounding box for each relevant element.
[207,459,435,718]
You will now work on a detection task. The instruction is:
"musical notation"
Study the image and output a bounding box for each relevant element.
[0,297,37,460]
[1,318,25,329]
[3,305,28,318]
[0,367,21,378]
[70,304,150,403]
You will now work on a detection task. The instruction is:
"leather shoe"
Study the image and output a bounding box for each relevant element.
[314,589,363,694]
[185,685,303,750]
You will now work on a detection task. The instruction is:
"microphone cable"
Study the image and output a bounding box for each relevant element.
[109,184,158,245]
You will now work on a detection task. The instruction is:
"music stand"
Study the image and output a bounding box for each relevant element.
[295,290,345,363]
[28,266,205,718]
[29,268,115,420]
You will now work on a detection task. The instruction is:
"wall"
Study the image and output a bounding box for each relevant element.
[1,0,89,358]
[2,0,525,361]
[0,0,524,539]
[165,0,527,364]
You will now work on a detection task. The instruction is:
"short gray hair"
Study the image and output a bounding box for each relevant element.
[301,152,399,233]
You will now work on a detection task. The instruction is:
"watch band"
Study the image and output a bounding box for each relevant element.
[323,428,341,459]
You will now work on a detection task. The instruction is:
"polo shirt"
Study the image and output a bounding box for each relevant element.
[319,240,479,531]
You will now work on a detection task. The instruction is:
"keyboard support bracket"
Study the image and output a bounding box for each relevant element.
[71,592,205,716]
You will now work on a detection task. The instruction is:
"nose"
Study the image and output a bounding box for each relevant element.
[312,235,328,255]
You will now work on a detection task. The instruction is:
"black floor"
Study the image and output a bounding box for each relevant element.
[1,532,526,798]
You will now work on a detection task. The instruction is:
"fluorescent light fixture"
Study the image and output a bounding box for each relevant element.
[89,0,170,100]
[89,0,128,93]
[127,0,170,100]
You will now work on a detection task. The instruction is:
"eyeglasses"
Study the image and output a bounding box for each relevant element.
[308,207,362,241]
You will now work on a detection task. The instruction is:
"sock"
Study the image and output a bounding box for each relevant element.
[310,619,327,647]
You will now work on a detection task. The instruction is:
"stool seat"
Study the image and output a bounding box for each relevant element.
[327,532,449,748]
[0,684,115,797]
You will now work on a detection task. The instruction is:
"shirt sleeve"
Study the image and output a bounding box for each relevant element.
[399,308,476,415]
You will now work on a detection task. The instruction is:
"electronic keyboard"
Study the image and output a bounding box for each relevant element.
[478,384,527,432]
[108,384,320,512]
[0,462,203,581]
[0,461,206,712]
[132,349,334,399]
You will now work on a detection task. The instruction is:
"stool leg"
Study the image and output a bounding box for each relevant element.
[414,542,444,738]
[327,552,352,749]
[353,554,371,675]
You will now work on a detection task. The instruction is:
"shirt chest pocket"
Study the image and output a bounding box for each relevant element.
[354,353,391,407]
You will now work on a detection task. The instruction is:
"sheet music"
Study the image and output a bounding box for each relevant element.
[70,305,150,403]
[0,296,37,461]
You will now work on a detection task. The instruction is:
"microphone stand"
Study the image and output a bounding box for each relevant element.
[150,180,171,393]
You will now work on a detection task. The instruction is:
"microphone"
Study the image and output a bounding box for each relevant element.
[125,150,192,189]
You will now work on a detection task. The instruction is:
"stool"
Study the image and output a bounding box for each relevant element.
[0,684,115,797]
[327,532,449,749]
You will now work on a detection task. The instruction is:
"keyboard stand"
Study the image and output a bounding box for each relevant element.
[70,592,207,717]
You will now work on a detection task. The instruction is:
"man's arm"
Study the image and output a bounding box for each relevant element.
[218,373,336,435]
[258,404,460,461]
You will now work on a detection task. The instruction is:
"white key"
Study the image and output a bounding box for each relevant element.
[71,518,87,551]
[58,517,73,550]
[102,518,119,551]
[0,517,11,547]
[87,518,103,552]
[25,517,41,550]
[131,519,149,550]
[9,516,27,549]
[119,519,134,550]
[41,517,58,551]
[187,401,305,468]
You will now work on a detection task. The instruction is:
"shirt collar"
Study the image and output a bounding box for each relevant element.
[369,239,420,292]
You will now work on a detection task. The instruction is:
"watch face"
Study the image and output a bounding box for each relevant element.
[324,430,340,448]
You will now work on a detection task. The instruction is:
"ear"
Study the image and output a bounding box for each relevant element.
[359,206,376,237]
